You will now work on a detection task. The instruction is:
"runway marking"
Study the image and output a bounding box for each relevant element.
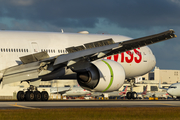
[156,103,177,107]
[9,103,40,109]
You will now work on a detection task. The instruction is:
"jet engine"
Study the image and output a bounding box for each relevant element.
[77,59,125,92]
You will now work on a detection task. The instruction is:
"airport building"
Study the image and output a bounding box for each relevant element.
[121,66,180,96]
[135,66,180,84]
[0,66,179,99]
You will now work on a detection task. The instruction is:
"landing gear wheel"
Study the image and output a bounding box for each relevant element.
[126,92,137,99]
[126,92,132,99]
[25,91,35,101]
[17,91,25,101]
[41,91,49,101]
[34,91,41,101]
[132,92,137,99]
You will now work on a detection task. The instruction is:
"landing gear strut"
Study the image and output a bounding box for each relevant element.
[17,85,49,101]
[126,78,137,99]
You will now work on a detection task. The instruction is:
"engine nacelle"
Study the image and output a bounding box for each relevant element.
[77,59,125,92]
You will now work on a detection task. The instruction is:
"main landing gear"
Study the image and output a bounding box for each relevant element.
[126,78,137,100]
[17,85,49,101]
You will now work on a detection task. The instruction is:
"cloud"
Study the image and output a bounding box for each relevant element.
[9,0,34,6]
[0,0,180,29]
[171,0,180,5]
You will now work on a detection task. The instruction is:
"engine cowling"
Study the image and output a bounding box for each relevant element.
[77,59,125,92]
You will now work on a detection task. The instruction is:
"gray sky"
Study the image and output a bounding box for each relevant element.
[0,0,180,69]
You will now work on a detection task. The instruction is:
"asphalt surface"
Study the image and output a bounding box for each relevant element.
[0,100,180,109]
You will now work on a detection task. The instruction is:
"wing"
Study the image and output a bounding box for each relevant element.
[54,29,176,66]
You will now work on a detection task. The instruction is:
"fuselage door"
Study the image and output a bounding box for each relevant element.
[31,42,39,53]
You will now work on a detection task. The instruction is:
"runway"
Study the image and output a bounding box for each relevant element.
[0,100,180,109]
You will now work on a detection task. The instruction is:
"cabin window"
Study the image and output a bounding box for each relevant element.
[1,49,2,52]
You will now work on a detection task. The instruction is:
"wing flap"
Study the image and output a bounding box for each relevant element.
[54,40,120,66]
[66,45,86,53]
[66,38,114,53]
[2,62,40,85]
[84,38,115,49]
[20,52,50,64]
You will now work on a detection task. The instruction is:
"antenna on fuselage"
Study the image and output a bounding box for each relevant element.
[61,29,64,33]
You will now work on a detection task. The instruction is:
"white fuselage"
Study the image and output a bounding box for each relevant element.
[0,30,156,79]
[167,83,180,97]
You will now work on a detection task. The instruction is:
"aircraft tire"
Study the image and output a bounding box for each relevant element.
[41,91,49,101]
[25,91,35,101]
[132,92,137,99]
[126,92,132,99]
[17,91,25,101]
[34,91,41,101]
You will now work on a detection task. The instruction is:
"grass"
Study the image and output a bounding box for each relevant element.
[0,107,180,120]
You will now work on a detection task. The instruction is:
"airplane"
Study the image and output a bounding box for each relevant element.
[107,85,128,99]
[140,85,148,95]
[159,82,180,99]
[153,92,169,99]
[136,85,148,99]
[135,84,169,99]
[118,85,128,96]
[0,29,176,101]
[50,86,90,98]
